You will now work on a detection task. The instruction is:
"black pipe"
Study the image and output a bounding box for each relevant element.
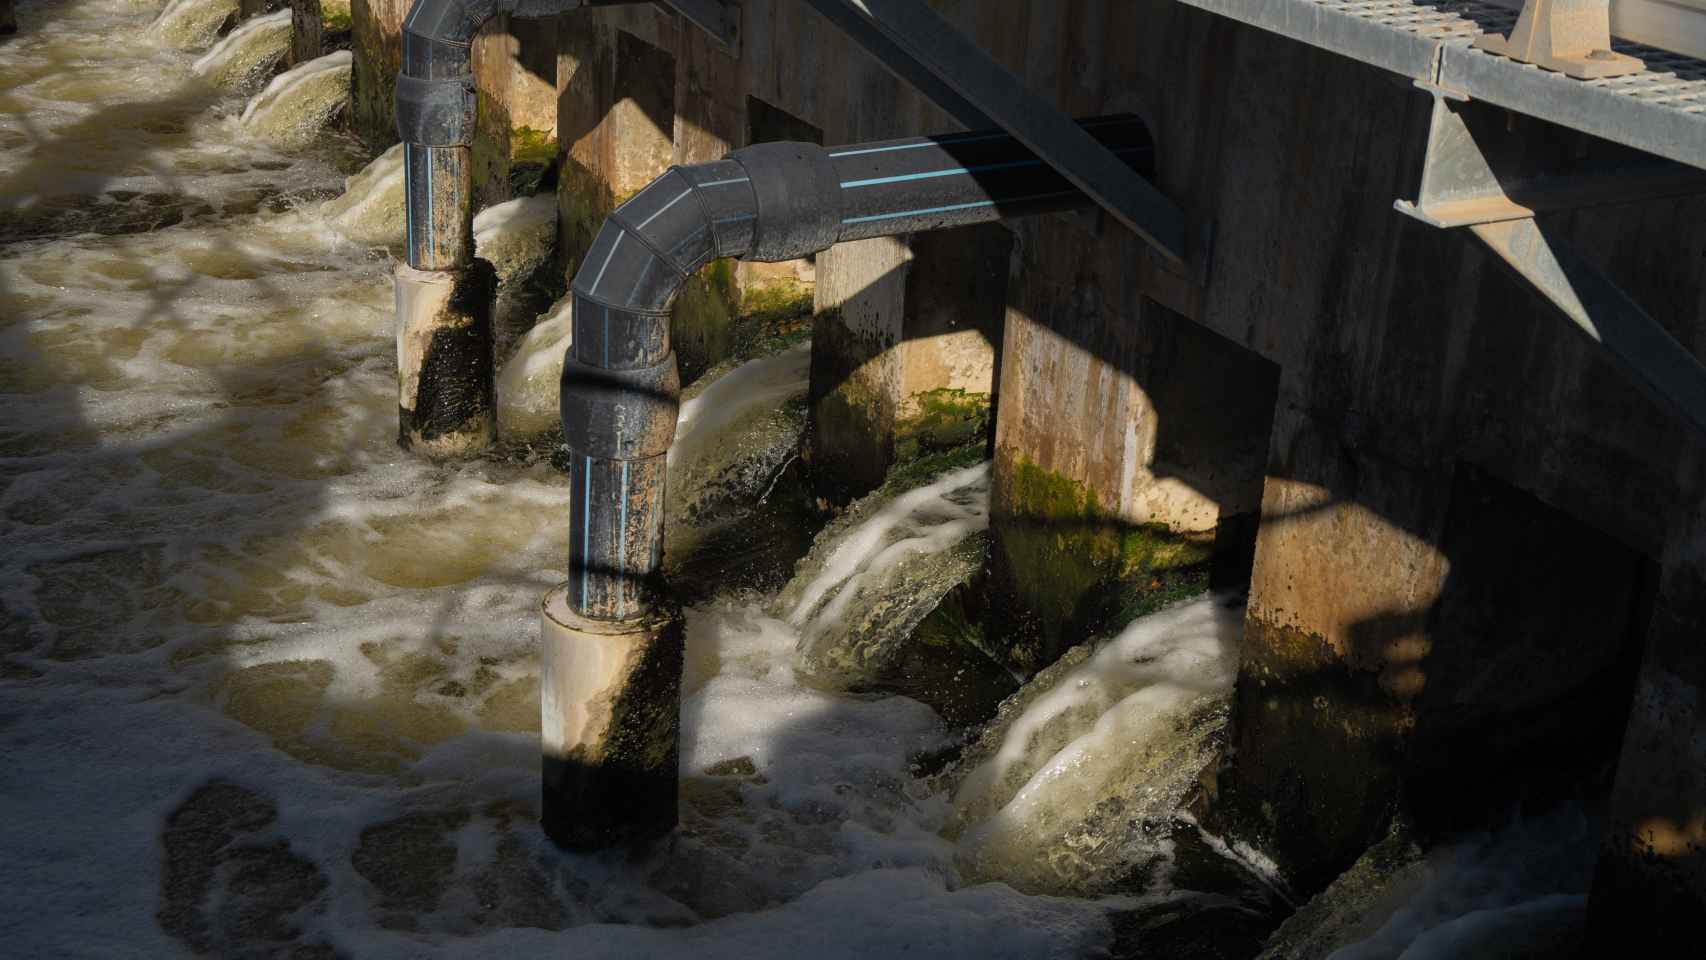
[563,115,1155,620]
[396,0,639,270]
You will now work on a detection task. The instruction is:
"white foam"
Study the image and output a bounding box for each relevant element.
[320,142,408,246]
[192,9,291,89]
[787,462,989,632]
[495,298,574,438]
[1329,809,1598,960]
[148,0,240,49]
[240,50,353,145]
[671,342,810,474]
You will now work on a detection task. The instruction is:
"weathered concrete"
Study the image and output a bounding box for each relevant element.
[350,0,407,150]
[393,263,497,458]
[540,586,682,850]
[810,225,1010,505]
[348,0,1706,919]
[290,0,322,66]
[472,16,559,209]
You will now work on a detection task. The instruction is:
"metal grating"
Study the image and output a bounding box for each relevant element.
[1178,0,1706,168]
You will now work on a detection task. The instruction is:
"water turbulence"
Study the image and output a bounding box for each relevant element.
[146,0,239,50]
[0,1,1565,955]
[239,50,353,147]
[319,141,406,248]
[191,8,292,92]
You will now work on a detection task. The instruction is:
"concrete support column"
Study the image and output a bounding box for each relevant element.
[472,15,560,208]
[540,586,683,850]
[986,231,1277,672]
[290,0,323,66]
[394,263,497,457]
[809,224,1011,504]
[350,0,409,149]
[1222,405,1659,894]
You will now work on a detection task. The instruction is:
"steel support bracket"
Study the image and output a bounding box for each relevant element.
[1472,0,1643,79]
[1395,94,1706,229]
[1393,93,1706,439]
[802,0,1190,266]
[655,0,739,52]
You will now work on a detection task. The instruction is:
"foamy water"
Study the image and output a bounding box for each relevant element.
[191,8,291,91]
[1,2,1594,955]
[0,2,1113,954]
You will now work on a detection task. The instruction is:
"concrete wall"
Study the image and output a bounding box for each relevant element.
[349,0,1706,934]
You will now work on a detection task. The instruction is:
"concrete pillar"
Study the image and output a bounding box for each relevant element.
[986,237,1278,673]
[809,224,1012,504]
[1221,407,1657,893]
[471,15,560,209]
[394,263,497,457]
[289,0,323,66]
[1590,504,1706,951]
[350,0,409,149]
[540,586,682,850]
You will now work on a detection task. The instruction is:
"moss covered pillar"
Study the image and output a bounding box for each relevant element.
[809,224,1011,505]
[988,251,1278,672]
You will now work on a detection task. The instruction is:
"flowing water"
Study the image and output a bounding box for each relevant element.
[1,2,1593,957]
[191,8,292,92]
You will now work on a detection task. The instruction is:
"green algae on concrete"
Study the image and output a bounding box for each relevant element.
[990,457,1212,673]
[555,158,614,283]
[896,387,991,462]
[672,258,740,386]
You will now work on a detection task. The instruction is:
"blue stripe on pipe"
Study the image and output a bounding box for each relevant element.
[404,144,414,257]
[589,230,623,296]
[424,148,434,265]
[581,457,593,611]
[829,130,1014,158]
[617,461,630,617]
[842,199,995,224]
[636,189,692,230]
[840,157,1041,189]
[699,177,751,187]
[713,214,755,225]
[840,189,1083,225]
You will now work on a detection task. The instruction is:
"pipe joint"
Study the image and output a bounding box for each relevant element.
[729,142,842,262]
[560,353,680,461]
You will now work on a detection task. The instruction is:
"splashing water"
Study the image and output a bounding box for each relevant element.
[146,0,239,50]
[239,50,353,147]
[0,3,1118,953]
[191,8,292,92]
[495,297,574,439]
[947,596,1242,895]
[319,142,407,249]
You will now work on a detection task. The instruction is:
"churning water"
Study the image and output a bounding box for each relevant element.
[0,2,1590,957]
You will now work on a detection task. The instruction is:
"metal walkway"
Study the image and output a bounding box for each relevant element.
[1178,0,1706,169]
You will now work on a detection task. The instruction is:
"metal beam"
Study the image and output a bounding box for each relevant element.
[1396,94,1706,228]
[1472,217,1706,439]
[803,0,1189,264]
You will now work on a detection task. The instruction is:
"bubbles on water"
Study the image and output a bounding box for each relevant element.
[146,0,239,50]
[239,50,352,147]
[192,9,291,92]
